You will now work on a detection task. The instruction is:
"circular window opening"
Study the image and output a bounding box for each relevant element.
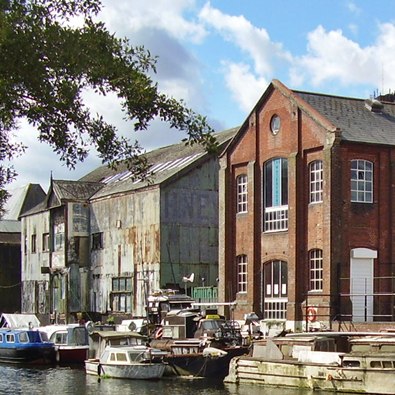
[270,115,281,135]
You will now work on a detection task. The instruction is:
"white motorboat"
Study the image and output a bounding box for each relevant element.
[85,345,167,380]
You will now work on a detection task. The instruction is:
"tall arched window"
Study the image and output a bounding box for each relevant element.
[237,255,247,293]
[351,159,373,203]
[264,158,288,231]
[309,160,323,203]
[263,260,288,319]
[309,249,323,291]
[236,174,248,213]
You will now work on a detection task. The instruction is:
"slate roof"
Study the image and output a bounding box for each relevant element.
[81,127,238,199]
[226,79,395,156]
[3,184,45,220]
[20,180,104,217]
[0,220,20,233]
[296,91,395,146]
[50,180,104,201]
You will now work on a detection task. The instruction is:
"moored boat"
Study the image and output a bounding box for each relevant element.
[88,329,147,360]
[150,307,250,378]
[224,332,395,394]
[39,324,89,364]
[85,345,167,380]
[0,327,56,365]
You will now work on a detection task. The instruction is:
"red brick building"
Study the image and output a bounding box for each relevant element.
[219,79,395,331]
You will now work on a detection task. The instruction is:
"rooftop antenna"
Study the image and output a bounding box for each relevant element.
[381,62,384,96]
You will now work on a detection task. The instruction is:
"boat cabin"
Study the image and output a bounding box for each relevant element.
[40,324,88,346]
[101,345,167,365]
[252,334,350,360]
[88,330,147,359]
[147,290,194,324]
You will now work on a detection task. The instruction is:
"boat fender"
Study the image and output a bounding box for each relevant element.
[326,373,333,381]
[85,321,95,334]
[202,347,228,358]
[155,327,163,339]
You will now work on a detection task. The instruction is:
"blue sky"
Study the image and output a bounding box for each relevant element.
[8,0,395,191]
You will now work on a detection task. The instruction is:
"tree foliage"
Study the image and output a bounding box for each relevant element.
[0,0,218,214]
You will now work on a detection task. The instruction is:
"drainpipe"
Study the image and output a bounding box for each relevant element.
[64,202,69,324]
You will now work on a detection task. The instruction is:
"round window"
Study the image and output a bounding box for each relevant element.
[270,115,281,135]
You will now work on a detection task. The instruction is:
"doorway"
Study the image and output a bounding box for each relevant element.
[350,248,376,322]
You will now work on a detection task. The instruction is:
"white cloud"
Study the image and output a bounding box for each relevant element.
[348,23,359,36]
[198,3,291,112]
[101,0,206,43]
[199,2,292,74]
[346,1,361,15]
[290,23,395,93]
[223,62,268,113]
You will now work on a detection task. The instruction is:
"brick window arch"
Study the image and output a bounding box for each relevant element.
[309,249,323,291]
[236,255,247,293]
[263,260,288,319]
[263,158,288,232]
[236,174,248,213]
[309,160,323,203]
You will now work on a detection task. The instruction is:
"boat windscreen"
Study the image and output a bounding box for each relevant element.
[28,331,43,343]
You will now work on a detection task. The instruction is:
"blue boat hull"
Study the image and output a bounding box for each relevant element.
[0,344,56,364]
[0,328,56,365]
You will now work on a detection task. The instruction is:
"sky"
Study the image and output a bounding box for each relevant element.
[7,0,395,192]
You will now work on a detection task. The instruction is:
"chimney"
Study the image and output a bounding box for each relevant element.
[364,98,383,113]
[376,93,395,103]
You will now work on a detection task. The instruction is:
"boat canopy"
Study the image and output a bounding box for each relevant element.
[0,313,40,329]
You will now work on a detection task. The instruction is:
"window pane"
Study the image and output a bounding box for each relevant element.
[309,160,323,204]
[264,158,288,231]
[351,159,373,203]
[237,255,247,293]
[263,260,288,319]
[236,174,248,213]
[309,249,323,291]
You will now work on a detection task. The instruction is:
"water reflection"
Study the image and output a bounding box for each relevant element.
[0,364,345,395]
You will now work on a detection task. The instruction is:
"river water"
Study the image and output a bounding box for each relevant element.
[0,364,346,395]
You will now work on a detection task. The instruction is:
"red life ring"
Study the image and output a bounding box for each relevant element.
[306,306,317,322]
[155,327,163,339]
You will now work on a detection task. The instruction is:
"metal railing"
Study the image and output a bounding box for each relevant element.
[305,274,395,325]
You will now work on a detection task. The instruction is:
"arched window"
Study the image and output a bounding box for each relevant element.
[263,158,288,231]
[236,174,248,213]
[263,260,288,319]
[351,159,373,203]
[309,160,323,203]
[309,249,323,291]
[236,255,247,293]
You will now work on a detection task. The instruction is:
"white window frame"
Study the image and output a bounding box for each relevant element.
[263,260,288,320]
[264,158,288,232]
[236,174,248,213]
[351,159,373,203]
[309,160,323,203]
[237,255,247,293]
[309,249,323,292]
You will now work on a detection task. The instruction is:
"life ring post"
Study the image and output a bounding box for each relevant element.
[155,326,163,339]
[306,306,318,323]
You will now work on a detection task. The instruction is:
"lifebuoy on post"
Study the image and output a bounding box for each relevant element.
[306,306,317,322]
